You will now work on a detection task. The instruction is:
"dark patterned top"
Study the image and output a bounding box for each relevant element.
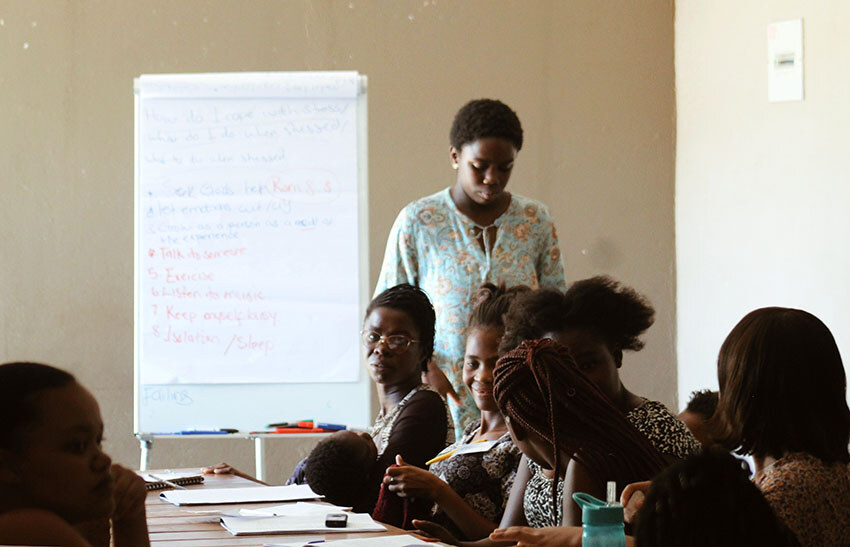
[523,398,700,527]
[428,421,522,538]
[371,384,455,469]
[755,452,850,547]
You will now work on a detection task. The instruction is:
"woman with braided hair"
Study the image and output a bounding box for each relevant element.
[415,339,669,546]
[493,339,668,527]
[497,277,698,529]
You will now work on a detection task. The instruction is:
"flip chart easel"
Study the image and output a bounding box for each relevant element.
[133,72,370,471]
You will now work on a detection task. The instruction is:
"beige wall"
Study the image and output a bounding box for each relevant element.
[0,0,675,474]
[676,2,850,405]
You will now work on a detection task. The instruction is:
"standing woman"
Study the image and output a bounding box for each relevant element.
[376,99,567,434]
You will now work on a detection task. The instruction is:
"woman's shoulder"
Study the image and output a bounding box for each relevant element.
[0,508,90,546]
[758,453,850,546]
[506,193,555,221]
[627,399,702,459]
[398,386,454,427]
[760,453,850,490]
[398,189,452,215]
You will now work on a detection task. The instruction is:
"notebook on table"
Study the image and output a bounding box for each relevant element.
[137,471,205,491]
[160,483,321,506]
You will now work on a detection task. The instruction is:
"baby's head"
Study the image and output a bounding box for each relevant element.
[678,389,719,448]
[304,430,378,511]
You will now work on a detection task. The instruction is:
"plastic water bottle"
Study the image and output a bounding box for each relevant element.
[572,482,625,547]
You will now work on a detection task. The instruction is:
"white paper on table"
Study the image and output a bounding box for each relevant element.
[240,501,351,517]
[160,484,321,506]
[137,471,200,482]
[219,512,386,535]
[263,535,441,546]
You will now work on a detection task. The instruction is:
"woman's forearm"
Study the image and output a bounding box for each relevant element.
[434,484,501,541]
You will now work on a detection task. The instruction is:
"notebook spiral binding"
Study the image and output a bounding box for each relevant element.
[144,475,205,491]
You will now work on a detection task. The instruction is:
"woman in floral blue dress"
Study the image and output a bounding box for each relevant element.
[375,99,567,434]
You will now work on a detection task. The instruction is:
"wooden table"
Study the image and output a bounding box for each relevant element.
[145,471,431,546]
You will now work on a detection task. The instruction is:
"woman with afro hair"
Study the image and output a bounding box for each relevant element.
[375,98,566,436]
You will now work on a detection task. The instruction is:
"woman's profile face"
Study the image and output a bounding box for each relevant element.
[546,328,621,404]
[10,382,114,524]
[463,326,502,412]
[451,137,517,208]
[362,306,424,387]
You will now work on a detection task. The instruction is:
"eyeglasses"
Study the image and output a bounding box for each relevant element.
[360,330,418,352]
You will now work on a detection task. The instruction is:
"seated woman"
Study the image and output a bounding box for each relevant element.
[205,284,454,512]
[0,362,149,547]
[496,277,700,530]
[416,339,670,545]
[711,307,850,547]
[380,284,525,539]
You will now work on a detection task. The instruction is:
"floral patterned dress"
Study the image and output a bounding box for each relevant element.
[755,452,850,547]
[375,188,567,434]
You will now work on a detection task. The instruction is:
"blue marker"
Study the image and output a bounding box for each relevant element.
[315,422,346,431]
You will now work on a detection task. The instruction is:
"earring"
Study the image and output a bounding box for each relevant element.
[452,163,458,170]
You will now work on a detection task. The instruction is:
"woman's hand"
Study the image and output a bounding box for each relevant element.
[111,464,147,524]
[201,462,257,481]
[490,525,583,546]
[412,519,463,545]
[423,360,463,406]
[109,464,150,547]
[620,480,651,524]
[384,455,446,500]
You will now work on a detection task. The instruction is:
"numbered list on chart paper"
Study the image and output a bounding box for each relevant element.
[137,74,361,385]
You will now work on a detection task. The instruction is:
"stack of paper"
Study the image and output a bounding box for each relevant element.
[219,512,386,536]
[160,483,321,506]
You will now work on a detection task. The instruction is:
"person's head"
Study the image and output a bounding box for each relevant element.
[464,283,530,412]
[494,339,666,519]
[678,390,719,448]
[363,284,436,387]
[715,307,850,464]
[0,362,114,523]
[304,430,378,511]
[449,99,523,208]
[500,276,654,404]
[634,450,798,547]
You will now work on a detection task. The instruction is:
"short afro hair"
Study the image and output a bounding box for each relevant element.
[304,434,373,510]
[450,99,523,151]
[684,389,719,421]
[365,284,436,372]
[499,276,654,365]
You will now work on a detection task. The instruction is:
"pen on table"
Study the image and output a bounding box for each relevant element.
[148,473,186,490]
[425,438,488,465]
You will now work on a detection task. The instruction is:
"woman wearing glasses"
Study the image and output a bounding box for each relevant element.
[362,283,455,471]
[206,284,453,510]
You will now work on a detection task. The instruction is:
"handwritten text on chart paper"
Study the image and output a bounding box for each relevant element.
[139,91,359,385]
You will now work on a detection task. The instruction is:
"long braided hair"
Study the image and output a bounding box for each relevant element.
[493,339,667,522]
